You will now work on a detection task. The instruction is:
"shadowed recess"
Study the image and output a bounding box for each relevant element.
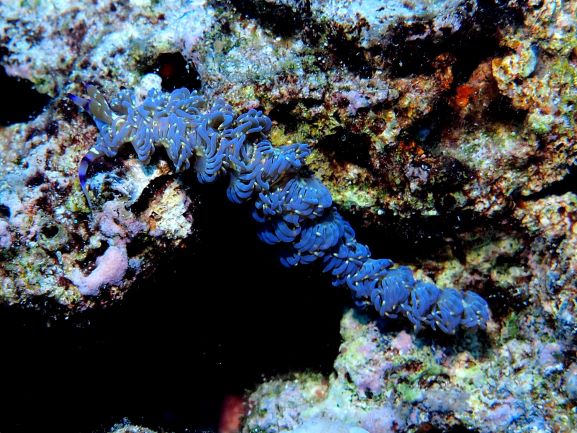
[317,129,373,168]
[229,0,311,37]
[145,52,202,92]
[0,179,346,433]
[0,66,51,126]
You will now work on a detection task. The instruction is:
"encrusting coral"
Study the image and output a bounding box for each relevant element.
[70,84,490,334]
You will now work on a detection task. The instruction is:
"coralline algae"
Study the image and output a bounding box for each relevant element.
[69,244,129,296]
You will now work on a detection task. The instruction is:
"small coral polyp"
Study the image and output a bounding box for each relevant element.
[71,85,490,334]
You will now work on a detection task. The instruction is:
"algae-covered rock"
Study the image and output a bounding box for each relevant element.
[244,309,573,433]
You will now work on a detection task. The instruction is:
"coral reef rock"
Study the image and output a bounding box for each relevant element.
[244,309,573,433]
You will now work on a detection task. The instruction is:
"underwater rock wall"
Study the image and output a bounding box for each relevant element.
[0,1,211,309]
[244,309,570,433]
[0,0,576,432]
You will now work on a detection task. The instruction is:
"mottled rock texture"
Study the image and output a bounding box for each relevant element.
[244,309,570,433]
[0,0,576,430]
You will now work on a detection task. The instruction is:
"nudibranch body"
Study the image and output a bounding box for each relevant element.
[71,85,490,334]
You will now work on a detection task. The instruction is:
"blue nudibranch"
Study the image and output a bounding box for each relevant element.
[70,85,490,334]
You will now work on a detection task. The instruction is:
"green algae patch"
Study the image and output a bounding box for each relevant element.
[396,382,424,403]
[331,184,377,210]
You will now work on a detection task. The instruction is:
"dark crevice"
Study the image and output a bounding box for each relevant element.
[144,52,202,92]
[346,209,477,263]
[128,174,174,215]
[40,224,59,239]
[0,204,11,218]
[45,120,59,136]
[381,21,451,77]
[78,241,110,270]
[0,66,51,126]
[125,232,153,257]
[227,0,312,37]
[268,101,300,132]
[521,165,577,201]
[428,158,475,197]
[33,194,52,213]
[485,94,528,124]
[317,129,372,168]
[345,196,523,266]
[486,285,530,320]
[324,30,375,78]
[0,174,345,433]
[401,101,452,150]
[385,0,522,78]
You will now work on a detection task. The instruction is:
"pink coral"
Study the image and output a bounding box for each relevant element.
[391,330,414,355]
[69,245,128,296]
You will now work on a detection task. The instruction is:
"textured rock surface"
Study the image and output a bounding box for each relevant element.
[2,0,574,325]
[0,99,196,309]
[0,2,208,309]
[244,309,572,433]
[0,0,576,431]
